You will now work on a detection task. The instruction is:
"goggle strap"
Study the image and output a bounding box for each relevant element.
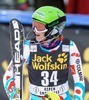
[46,16,66,29]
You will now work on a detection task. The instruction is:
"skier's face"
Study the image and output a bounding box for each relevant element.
[32,21,48,42]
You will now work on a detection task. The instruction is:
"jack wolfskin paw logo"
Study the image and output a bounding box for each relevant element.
[57,53,68,64]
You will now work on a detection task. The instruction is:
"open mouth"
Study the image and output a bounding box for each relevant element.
[36,34,40,36]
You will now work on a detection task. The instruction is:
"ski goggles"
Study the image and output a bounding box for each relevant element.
[32,21,48,33]
[33,26,48,33]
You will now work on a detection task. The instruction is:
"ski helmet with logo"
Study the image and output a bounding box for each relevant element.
[32,6,66,42]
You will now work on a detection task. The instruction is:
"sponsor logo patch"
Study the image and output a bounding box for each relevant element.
[62,45,69,52]
[30,45,37,52]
